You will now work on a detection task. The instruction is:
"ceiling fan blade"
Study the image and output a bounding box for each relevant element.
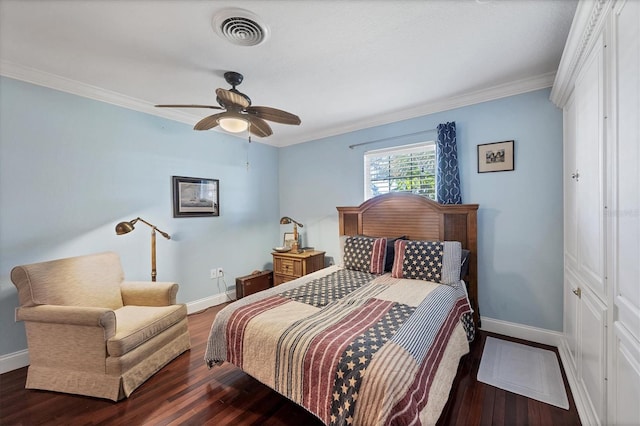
[216,88,250,109]
[155,104,223,110]
[246,116,273,137]
[193,112,226,131]
[246,106,301,125]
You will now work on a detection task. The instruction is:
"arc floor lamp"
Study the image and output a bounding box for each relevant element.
[115,217,170,282]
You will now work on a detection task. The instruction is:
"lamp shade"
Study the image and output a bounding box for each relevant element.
[115,221,135,235]
[280,216,303,227]
[218,116,249,133]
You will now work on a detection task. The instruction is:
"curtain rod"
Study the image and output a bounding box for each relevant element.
[348,128,437,149]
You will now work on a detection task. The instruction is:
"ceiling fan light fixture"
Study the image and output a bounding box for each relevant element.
[218,116,249,133]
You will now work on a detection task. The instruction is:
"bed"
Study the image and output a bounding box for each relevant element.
[205,193,479,425]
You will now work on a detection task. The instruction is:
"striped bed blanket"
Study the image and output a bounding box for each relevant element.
[205,265,472,426]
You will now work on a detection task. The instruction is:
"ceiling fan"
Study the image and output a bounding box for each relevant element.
[155,71,301,138]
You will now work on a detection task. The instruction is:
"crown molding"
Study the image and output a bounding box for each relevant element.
[0,60,200,126]
[550,0,611,107]
[279,71,556,147]
[2,59,555,148]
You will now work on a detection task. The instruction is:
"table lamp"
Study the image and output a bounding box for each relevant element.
[279,216,303,253]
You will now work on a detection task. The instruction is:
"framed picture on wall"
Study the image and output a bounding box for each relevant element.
[172,176,219,217]
[477,140,515,173]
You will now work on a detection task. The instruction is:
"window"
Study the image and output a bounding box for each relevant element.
[364,142,436,200]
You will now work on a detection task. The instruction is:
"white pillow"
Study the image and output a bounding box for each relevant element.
[337,235,349,267]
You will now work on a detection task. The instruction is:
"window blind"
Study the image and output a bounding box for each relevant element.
[364,142,436,200]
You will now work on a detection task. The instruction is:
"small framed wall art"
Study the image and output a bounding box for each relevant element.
[477,140,514,173]
[172,176,219,217]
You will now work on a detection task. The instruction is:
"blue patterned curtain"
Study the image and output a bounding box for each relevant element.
[436,122,462,204]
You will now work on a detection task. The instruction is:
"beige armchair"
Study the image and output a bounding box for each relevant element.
[11,251,190,401]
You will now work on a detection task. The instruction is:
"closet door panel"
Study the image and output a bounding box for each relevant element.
[611,324,640,426]
[580,286,607,424]
[564,96,578,269]
[609,2,640,424]
[564,269,580,370]
[574,34,606,300]
[613,0,640,344]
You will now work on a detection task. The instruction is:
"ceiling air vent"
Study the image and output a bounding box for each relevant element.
[213,9,269,47]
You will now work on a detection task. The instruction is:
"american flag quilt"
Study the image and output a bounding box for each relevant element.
[205,265,473,426]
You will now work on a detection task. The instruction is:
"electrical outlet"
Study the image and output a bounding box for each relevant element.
[210,268,217,279]
[217,267,224,277]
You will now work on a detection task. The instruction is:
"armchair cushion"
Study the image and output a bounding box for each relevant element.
[108,304,187,357]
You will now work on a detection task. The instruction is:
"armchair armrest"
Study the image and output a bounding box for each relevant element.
[120,281,178,306]
[17,305,116,339]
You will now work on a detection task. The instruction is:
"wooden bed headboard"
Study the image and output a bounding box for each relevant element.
[337,192,480,327]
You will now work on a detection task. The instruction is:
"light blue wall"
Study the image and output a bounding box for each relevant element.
[0,77,280,356]
[279,88,564,331]
[0,80,564,361]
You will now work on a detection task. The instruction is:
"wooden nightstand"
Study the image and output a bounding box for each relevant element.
[272,250,325,286]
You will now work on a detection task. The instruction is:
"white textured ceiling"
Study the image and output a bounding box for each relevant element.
[0,0,577,147]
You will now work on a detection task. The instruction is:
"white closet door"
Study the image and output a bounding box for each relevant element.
[609,1,640,424]
[574,34,607,301]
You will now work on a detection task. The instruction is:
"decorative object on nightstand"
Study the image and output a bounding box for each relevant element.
[115,217,170,282]
[280,216,303,253]
[271,250,325,286]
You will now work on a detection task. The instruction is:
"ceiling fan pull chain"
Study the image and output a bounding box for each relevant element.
[246,134,252,171]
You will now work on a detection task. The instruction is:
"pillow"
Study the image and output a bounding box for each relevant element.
[338,235,349,267]
[460,249,471,279]
[356,235,406,272]
[342,236,387,274]
[383,236,406,272]
[391,240,462,285]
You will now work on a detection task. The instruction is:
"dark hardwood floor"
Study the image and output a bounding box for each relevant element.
[0,305,581,425]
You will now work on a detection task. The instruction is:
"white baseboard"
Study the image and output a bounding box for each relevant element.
[0,349,29,374]
[186,290,236,314]
[0,291,236,374]
[480,316,564,347]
